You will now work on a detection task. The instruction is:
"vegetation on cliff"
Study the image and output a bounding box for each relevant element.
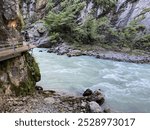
[44,0,150,52]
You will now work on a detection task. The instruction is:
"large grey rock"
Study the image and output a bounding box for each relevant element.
[92,90,105,105]
[37,37,51,48]
[22,0,36,22]
[3,0,18,20]
[67,50,82,57]
[116,0,150,32]
[78,1,94,23]
[85,89,105,105]
[0,0,23,46]
[44,97,55,104]
[92,94,105,105]
[25,22,52,48]
[81,101,87,108]
[89,101,103,113]
[56,43,70,55]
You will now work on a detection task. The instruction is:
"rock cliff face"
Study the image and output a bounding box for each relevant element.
[0,0,41,96]
[115,0,150,32]
[30,0,150,31]
[0,53,40,96]
[0,0,23,47]
[22,0,150,50]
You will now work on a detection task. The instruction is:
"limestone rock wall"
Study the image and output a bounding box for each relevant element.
[0,53,41,96]
[115,0,150,32]
[0,0,41,96]
[0,0,24,48]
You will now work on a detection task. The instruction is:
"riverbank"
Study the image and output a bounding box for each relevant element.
[0,88,110,113]
[33,48,150,113]
[45,43,150,64]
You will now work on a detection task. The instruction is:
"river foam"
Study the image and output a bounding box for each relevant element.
[33,48,150,112]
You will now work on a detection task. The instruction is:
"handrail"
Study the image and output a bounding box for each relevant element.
[0,44,36,62]
[0,42,23,52]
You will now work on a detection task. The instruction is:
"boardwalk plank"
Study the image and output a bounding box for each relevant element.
[0,45,36,62]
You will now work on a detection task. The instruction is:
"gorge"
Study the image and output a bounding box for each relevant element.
[0,0,150,113]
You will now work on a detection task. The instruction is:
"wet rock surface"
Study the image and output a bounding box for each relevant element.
[0,89,109,113]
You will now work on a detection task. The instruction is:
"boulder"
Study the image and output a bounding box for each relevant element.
[35,86,43,91]
[44,97,55,104]
[57,47,69,55]
[93,89,103,95]
[93,90,105,105]
[37,37,51,48]
[89,101,103,113]
[92,95,105,105]
[83,89,93,96]
[25,22,52,48]
[67,50,82,57]
[54,43,70,55]
[103,108,111,113]
[85,89,105,105]
[47,49,54,53]
[81,101,87,109]
[96,55,100,59]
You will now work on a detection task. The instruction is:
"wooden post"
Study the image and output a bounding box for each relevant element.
[11,27,16,53]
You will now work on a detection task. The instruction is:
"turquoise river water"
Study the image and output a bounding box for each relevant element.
[33,48,150,112]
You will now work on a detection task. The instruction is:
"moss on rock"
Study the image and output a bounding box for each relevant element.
[0,52,41,96]
[24,52,41,82]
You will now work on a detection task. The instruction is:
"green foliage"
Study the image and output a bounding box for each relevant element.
[73,17,100,44]
[133,8,150,24]
[44,0,113,45]
[45,0,149,51]
[47,0,55,10]
[120,26,137,50]
[93,0,117,10]
[45,0,86,44]
[134,34,150,50]
[141,8,150,15]
[25,52,41,82]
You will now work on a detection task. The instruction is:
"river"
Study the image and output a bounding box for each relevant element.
[33,48,150,113]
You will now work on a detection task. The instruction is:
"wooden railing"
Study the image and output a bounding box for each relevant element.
[0,41,23,51]
[0,42,36,62]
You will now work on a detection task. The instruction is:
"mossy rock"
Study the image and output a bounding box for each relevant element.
[0,52,41,96]
[24,52,41,82]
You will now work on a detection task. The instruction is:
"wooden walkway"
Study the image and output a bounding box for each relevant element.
[0,44,36,62]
